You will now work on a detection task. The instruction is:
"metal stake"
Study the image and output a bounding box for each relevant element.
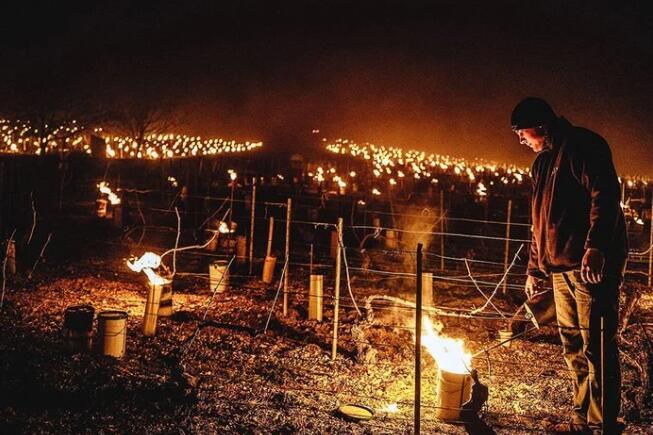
[248,178,256,276]
[415,243,423,434]
[502,199,512,294]
[283,198,292,316]
[331,218,343,361]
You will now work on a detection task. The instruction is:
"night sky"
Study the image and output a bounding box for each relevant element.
[1,1,651,175]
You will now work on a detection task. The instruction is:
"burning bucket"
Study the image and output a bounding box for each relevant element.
[112,204,122,228]
[143,281,165,336]
[419,316,472,422]
[205,230,219,252]
[96,198,108,218]
[262,256,277,284]
[385,230,398,249]
[435,369,472,422]
[219,231,237,252]
[97,310,127,358]
[63,304,95,352]
[209,260,230,292]
[158,281,173,317]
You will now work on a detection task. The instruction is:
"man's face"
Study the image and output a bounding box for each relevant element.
[515,128,546,153]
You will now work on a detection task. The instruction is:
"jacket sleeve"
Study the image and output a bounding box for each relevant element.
[527,225,546,279]
[527,158,547,279]
[571,138,621,253]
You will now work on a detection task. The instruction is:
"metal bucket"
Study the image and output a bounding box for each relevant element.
[497,329,513,348]
[236,235,247,262]
[96,198,108,218]
[309,274,323,321]
[97,310,127,358]
[158,281,173,317]
[262,256,277,284]
[435,369,472,422]
[143,282,164,336]
[385,230,398,249]
[63,305,95,352]
[205,230,219,252]
[209,260,230,292]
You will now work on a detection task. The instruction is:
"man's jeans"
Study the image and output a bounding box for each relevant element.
[551,271,620,430]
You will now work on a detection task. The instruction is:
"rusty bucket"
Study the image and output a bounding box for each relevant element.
[63,304,95,352]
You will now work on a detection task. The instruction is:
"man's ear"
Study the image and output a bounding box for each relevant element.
[534,126,547,137]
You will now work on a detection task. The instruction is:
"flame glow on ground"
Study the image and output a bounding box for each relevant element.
[419,316,472,375]
[382,403,399,413]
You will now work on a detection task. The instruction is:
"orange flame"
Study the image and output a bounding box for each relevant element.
[419,316,471,374]
[97,181,121,205]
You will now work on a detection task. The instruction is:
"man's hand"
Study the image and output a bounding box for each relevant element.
[524,275,542,300]
[581,248,605,284]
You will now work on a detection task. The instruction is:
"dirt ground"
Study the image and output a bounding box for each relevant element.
[1,220,652,434]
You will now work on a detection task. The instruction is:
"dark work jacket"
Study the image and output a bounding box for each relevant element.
[527,117,628,279]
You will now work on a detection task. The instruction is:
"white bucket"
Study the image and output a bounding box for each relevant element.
[497,329,513,348]
[97,310,128,358]
[209,260,230,292]
[435,369,472,422]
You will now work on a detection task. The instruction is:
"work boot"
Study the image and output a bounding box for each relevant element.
[589,420,625,435]
[549,419,592,434]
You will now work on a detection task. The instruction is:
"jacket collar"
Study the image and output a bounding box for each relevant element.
[543,116,572,152]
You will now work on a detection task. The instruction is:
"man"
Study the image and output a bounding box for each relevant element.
[512,97,628,434]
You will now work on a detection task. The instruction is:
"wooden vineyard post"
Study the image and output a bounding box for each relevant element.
[266,217,274,258]
[331,218,343,361]
[415,243,423,434]
[502,199,513,294]
[309,243,314,275]
[440,190,445,272]
[248,179,256,276]
[6,239,16,275]
[283,198,292,316]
